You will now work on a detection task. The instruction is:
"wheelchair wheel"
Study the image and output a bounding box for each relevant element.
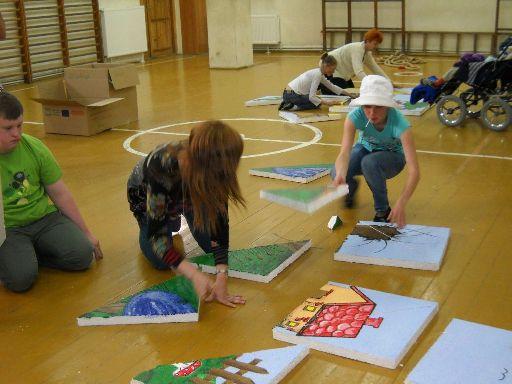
[460,89,484,118]
[481,97,512,131]
[436,95,467,126]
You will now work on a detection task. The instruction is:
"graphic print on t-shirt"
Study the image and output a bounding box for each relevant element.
[4,170,35,206]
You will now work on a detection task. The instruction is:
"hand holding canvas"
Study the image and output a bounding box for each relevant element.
[388,200,406,228]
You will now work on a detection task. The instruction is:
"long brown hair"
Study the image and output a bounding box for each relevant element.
[182,120,246,233]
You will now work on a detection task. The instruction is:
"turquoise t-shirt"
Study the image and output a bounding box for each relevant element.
[0,134,62,228]
[348,107,410,153]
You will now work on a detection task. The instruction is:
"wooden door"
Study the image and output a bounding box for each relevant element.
[180,0,208,54]
[144,0,175,57]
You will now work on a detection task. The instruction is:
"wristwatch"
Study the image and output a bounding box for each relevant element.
[215,268,228,275]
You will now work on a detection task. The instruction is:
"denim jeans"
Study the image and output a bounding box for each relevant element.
[282,89,319,111]
[332,144,406,212]
[137,211,219,270]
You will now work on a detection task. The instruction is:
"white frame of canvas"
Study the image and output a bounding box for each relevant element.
[272,281,438,369]
[197,240,312,283]
[279,111,342,124]
[245,96,282,107]
[334,222,450,271]
[77,312,199,326]
[260,185,348,214]
[249,167,331,183]
[328,104,431,117]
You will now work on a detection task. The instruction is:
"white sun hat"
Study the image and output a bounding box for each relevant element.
[349,75,398,108]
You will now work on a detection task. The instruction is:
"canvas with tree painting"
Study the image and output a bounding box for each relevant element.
[131,345,309,384]
[77,275,199,326]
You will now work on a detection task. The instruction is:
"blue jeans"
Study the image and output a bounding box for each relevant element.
[282,90,319,111]
[332,144,406,212]
[137,211,218,270]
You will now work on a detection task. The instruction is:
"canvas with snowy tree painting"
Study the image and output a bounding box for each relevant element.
[335,221,450,270]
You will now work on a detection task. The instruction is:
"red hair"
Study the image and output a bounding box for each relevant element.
[364,28,384,44]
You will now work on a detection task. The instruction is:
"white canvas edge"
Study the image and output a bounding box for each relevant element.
[270,345,310,383]
[198,240,312,283]
[245,98,282,107]
[129,346,310,384]
[334,252,439,271]
[249,168,331,184]
[278,111,341,124]
[77,312,199,327]
[260,185,348,214]
[272,294,438,369]
[329,105,430,116]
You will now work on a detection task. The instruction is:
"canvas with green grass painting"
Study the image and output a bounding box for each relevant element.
[190,241,311,283]
[260,184,348,213]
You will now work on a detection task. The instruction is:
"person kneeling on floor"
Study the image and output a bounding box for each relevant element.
[0,92,102,293]
[278,53,356,111]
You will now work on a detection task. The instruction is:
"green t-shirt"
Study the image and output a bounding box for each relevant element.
[0,134,62,228]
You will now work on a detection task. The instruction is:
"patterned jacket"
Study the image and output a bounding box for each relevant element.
[127,142,229,268]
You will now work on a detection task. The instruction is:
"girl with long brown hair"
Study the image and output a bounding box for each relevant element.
[127,120,246,307]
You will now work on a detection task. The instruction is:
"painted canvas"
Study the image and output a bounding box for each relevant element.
[77,275,199,326]
[131,345,309,384]
[272,282,438,368]
[245,95,282,107]
[190,240,312,283]
[249,164,333,183]
[279,111,342,124]
[334,221,450,271]
[406,319,512,384]
[260,184,348,214]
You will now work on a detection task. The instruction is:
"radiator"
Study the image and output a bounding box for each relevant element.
[251,15,280,45]
[100,6,148,59]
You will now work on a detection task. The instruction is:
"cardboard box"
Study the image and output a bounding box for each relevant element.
[64,63,139,124]
[32,63,139,136]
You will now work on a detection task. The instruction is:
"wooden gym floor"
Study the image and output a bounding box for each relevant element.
[1,52,511,383]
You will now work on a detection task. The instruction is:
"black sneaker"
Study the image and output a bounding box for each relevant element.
[278,101,294,111]
[373,207,391,223]
[344,179,359,208]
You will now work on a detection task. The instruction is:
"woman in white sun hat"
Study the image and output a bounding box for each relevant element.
[332,75,420,227]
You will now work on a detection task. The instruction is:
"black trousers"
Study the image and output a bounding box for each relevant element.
[318,76,355,95]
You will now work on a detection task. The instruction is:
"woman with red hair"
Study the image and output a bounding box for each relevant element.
[319,29,392,94]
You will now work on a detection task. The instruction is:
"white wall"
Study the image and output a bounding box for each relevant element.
[251,0,510,53]
[98,0,140,10]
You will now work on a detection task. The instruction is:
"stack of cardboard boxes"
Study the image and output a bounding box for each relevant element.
[33,63,140,136]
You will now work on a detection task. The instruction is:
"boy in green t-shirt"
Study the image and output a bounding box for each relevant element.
[0,91,103,292]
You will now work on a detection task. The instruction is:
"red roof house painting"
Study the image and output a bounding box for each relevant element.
[280,284,383,338]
